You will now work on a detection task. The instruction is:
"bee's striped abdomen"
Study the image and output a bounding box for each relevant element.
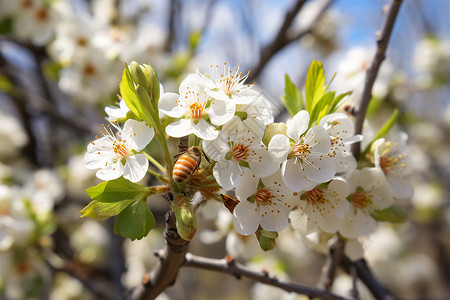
[173,154,199,183]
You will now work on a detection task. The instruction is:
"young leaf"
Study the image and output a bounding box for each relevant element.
[305,60,326,113]
[371,205,407,223]
[114,200,156,240]
[363,108,399,155]
[281,74,303,116]
[86,177,148,202]
[81,200,135,220]
[310,91,335,126]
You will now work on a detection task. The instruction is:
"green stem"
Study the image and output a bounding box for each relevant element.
[189,183,222,189]
[143,152,166,174]
[146,168,168,183]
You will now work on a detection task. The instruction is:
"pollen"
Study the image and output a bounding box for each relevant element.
[305,188,325,205]
[255,188,273,206]
[189,102,204,119]
[232,143,249,161]
[112,140,129,157]
[351,191,371,209]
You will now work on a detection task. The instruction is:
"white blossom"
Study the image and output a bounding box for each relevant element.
[339,168,393,239]
[203,116,278,190]
[232,169,295,235]
[268,110,334,192]
[84,119,154,182]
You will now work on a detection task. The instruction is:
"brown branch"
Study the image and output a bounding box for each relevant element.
[340,257,399,300]
[247,0,334,82]
[351,0,404,159]
[319,237,346,290]
[123,210,189,300]
[184,253,351,300]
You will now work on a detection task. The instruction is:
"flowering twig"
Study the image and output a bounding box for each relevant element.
[183,253,351,300]
[123,210,189,300]
[247,0,334,82]
[351,0,404,159]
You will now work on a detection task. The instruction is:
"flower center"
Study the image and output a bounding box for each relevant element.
[112,140,129,157]
[189,102,204,119]
[36,8,48,21]
[255,188,273,206]
[21,0,33,9]
[232,143,249,161]
[84,63,96,76]
[211,63,252,97]
[305,188,325,205]
[293,142,311,158]
[351,191,371,209]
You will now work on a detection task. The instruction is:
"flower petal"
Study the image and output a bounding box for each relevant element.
[235,168,258,201]
[123,154,148,182]
[213,161,240,191]
[303,155,334,183]
[192,119,219,140]
[208,99,235,126]
[259,205,290,232]
[287,110,309,141]
[96,161,124,181]
[158,92,184,118]
[248,148,279,178]
[268,134,291,164]
[233,200,260,235]
[281,160,306,192]
[165,119,194,138]
[123,119,154,151]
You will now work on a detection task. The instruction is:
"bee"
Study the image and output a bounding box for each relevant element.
[221,194,240,214]
[173,146,210,183]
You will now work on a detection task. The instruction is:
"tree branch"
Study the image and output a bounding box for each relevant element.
[247,0,333,82]
[319,237,346,290]
[123,210,189,300]
[351,0,404,159]
[184,253,351,300]
[340,257,399,300]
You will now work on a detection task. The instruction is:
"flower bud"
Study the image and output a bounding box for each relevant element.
[174,204,198,241]
[129,62,160,104]
[255,228,278,251]
[262,123,287,146]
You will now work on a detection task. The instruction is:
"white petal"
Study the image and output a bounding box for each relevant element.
[287,110,309,141]
[213,161,239,191]
[320,113,355,138]
[179,73,206,96]
[235,168,258,201]
[233,200,260,235]
[345,239,364,261]
[192,119,219,140]
[268,134,291,164]
[96,161,124,181]
[202,138,229,161]
[290,208,315,234]
[354,210,377,236]
[248,148,279,178]
[158,92,184,118]
[105,106,125,121]
[281,160,306,192]
[123,119,154,151]
[387,175,413,199]
[303,155,335,183]
[334,151,357,173]
[165,119,194,138]
[208,99,235,126]
[243,118,266,141]
[307,126,331,154]
[259,206,290,232]
[123,154,148,182]
[338,214,359,239]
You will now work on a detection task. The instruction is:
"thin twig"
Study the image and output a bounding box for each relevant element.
[351,0,404,159]
[319,237,346,290]
[184,253,351,300]
[340,257,398,300]
[123,210,189,300]
[247,0,333,82]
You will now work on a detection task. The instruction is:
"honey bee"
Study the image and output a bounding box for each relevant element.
[173,146,210,183]
[221,194,240,214]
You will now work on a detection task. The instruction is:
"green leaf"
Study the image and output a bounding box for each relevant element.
[328,91,352,114]
[363,108,399,154]
[281,74,303,116]
[114,200,156,240]
[86,177,148,202]
[81,200,135,220]
[371,205,407,223]
[0,17,13,35]
[305,60,326,113]
[310,91,334,126]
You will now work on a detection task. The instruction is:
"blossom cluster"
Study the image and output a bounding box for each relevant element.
[83,61,413,253]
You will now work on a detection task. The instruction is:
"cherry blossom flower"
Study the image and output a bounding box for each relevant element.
[203,116,278,190]
[84,119,154,182]
[201,63,261,104]
[319,113,361,173]
[159,73,234,140]
[339,168,393,239]
[373,132,413,199]
[268,110,334,192]
[289,177,349,234]
[232,169,295,235]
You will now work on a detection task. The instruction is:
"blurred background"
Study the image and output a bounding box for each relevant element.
[0,0,449,299]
